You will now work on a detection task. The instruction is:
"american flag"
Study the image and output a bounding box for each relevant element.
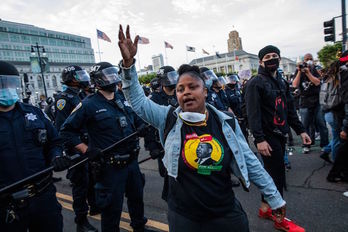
[186,46,195,52]
[96,29,111,42]
[138,36,150,44]
[164,41,173,49]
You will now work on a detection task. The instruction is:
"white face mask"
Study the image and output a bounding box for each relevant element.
[306,60,313,66]
[179,111,206,123]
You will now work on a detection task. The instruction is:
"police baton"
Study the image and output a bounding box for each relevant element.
[68,124,149,170]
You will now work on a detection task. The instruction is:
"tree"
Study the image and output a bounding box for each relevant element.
[138,73,157,85]
[317,43,342,68]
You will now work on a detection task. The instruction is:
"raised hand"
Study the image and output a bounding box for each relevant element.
[118,25,139,68]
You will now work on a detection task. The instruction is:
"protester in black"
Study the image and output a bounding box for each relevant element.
[245,45,311,232]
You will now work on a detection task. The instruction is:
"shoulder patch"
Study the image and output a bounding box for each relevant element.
[71,102,82,114]
[56,99,66,110]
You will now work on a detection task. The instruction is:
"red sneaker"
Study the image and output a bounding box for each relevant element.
[274,217,305,232]
[258,207,274,221]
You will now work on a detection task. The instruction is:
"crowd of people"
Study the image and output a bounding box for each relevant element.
[0,24,347,232]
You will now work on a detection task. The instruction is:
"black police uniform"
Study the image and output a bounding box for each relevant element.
[206,88,229,111]
[0,102,63,232]
[55,86,96,224]
[60,91,147,232]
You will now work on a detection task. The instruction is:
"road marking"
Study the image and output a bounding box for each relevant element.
[56,192,169,232]
[58,199,133,231]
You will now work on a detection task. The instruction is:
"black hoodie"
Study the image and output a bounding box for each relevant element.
[245,66,305,143]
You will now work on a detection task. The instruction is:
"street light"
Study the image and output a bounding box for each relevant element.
[31,42,48,98]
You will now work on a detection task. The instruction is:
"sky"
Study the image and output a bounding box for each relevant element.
[1,0,342,69]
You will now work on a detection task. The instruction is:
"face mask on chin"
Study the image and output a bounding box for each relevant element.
[263,58,280,72]
[179,111,206,123]
[0,88,19,107]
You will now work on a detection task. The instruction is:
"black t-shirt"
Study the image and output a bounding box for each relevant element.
[295,67,321,108]
[168,109,235,221]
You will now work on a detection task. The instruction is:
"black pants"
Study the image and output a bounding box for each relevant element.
[168,198,249,232]
[260,134,286,201]
[0,185,63,232]
[328,140,348,179]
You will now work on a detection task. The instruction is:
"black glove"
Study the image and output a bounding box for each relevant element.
[150,149,163,160]
[136,123,148,137]
[85,148,103,161]
[52,155,71,172]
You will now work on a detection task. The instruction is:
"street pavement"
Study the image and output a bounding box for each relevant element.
[54,138,348,232]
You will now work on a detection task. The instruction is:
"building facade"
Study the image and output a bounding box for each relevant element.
[227,30,243,52]
[189,49,296,77]
[0,19,95,102]
[152,54,164,72]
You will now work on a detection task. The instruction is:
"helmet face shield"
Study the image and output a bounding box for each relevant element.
[218,76,227,86]
[0,75,21,89]
[226,75,239,84]
[201,70,218,82]
[99,67,120,86]
[75,70,90,83]
[164,71,178,86]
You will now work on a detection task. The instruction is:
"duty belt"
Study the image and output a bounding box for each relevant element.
[1,174,52,224]
[105,150,139,168]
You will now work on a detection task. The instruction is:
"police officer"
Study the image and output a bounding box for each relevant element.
[144,66,178,201]
[54,65,98,232]
[60,62,148,232]
[0,61,69,232]
[200,67,230,111]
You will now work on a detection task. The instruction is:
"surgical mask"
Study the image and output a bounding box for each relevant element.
[264,58,280,72]
[306,60,313,66]
[0,88,19,106]
[179,111,206,123]
[205,79,213,89]
[62,84,68,91]
[101,83,117,92]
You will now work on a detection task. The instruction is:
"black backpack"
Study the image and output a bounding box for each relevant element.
[163,106,236,142]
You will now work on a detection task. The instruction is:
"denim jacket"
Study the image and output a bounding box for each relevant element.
[120,62,285,210]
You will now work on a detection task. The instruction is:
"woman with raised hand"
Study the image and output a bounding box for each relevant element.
[117,25,286,232]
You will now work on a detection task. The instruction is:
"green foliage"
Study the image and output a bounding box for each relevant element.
[317,43,342,68]
[138,73,157,85]
[251,69,258,76]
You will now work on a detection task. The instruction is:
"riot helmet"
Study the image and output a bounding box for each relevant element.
[200,67,217,89]
[226,74,240,89]
[0,61,21,107]
[150,78,161,92]
[61,65,90,88]
[157,66,178,87]
[90,62,121,92]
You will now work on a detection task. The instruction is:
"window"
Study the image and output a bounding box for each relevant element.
[49,38,57,46]
[40,37,48,45]
[10,34,20,42]
[0,32,9,41]
[31,36,39,44]
[52,75,58,87]
[37,76,43,88]
[21,35,31,44]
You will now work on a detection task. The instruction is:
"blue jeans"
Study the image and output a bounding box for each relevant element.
[323,112,341,161]
[299,105,329,148]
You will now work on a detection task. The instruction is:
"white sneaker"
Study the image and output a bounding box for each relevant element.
[302,147,310,154]
[343,191,348,197]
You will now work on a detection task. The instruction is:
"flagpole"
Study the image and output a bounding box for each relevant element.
[137,48,141,73]
[96,36,101,62]
[213,45,217,71]
[185,46,188,63]
[165,46,168,65]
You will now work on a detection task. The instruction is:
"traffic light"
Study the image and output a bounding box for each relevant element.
[323,18,335,42]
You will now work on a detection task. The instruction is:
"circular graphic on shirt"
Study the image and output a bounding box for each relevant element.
[182,133,224,175]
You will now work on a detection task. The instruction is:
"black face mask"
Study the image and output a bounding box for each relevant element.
[227,83,236,89]
[101,83,117,92]
[264,58,280,72]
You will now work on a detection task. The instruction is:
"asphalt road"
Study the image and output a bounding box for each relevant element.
[54,138,348,232]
